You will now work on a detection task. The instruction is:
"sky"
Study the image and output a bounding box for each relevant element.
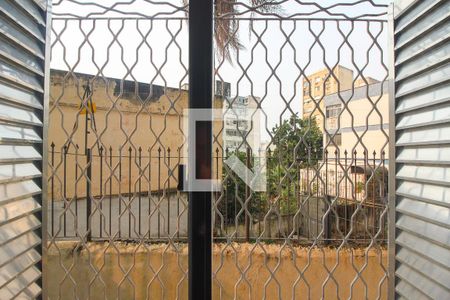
[50,0,390,142]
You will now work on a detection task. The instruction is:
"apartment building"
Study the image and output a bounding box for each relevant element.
[323,80,389,160]
[300,66,389,203]
[302,65,353,129]
[302,65,380,130]
[223,95,262,153]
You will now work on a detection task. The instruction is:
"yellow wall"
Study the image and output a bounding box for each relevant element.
[324,93,389,159]
[47,242,388,300]
[48,70,224,200]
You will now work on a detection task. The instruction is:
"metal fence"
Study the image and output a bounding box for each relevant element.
[49,145,387,244]
[48,144,186,240]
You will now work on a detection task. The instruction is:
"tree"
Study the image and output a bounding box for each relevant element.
[214,0,281,61]
[267,115,323,214]
[221,149,264,226]
[220,114,323,225]
[270,115,323,167]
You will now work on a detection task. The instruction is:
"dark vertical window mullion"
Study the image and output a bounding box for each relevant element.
[188,0,214,299]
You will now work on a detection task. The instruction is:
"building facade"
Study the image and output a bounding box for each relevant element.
[48,70,225,199]
[301,65,389,159]
[300,66,389,206]
[302,66,381,131]
[223,95,262,154]
[302,65,354,129]
[323,81,389,160]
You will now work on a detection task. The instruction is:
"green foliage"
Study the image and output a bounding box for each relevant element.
[270,115,323,167]
[266,115,323,214]
[367,168,388,199]
[221,114,323,221]
[356,181,365,194]
[221,150,265,224]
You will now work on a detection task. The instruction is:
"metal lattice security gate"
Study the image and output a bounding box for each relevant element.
[212,1,390,299]
[43,0,392,299]
[46,1,190,299]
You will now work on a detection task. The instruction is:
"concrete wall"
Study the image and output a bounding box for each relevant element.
[46,242,387,299]
[48,70,224,200]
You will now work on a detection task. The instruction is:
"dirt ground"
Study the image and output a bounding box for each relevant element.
[45,241,387,299]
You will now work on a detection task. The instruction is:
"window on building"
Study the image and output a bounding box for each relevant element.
[238,120,248,129]
[226,129,247,137]
[327,133,342,146]
[326,104,341,118]
[303,81,310,97]
[226,129,238,136]
[236,97,248,105]
[226,119,249,129]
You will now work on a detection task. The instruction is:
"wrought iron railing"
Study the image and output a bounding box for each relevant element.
[49,144,387,245]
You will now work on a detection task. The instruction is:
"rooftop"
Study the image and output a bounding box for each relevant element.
[324,80,389,106]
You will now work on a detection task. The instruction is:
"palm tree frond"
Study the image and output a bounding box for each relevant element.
[184,0,282,62]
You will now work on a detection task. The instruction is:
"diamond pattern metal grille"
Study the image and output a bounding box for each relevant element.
[47,1,189,298]
[46,1,390,299]
[213,1,389,299]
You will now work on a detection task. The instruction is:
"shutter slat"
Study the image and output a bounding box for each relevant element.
[394,2,450,298]
[0,2,46,297]
[0,1,45,43]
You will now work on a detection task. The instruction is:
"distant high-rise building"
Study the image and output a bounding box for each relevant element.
[223,95,261,152]
[302,65,354,130]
